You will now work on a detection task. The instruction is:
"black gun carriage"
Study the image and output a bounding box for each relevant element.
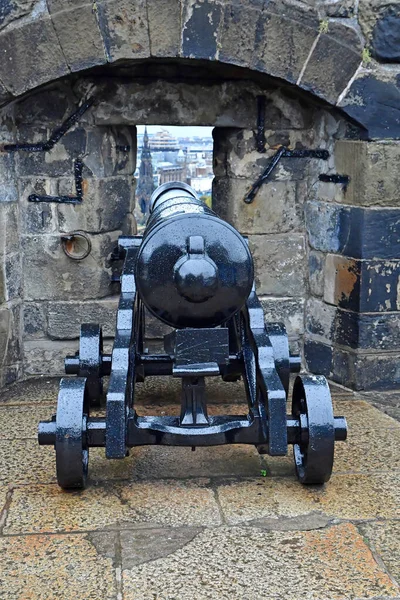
[38,182,347,489]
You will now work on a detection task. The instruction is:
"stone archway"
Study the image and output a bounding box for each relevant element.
[0,0,400,390]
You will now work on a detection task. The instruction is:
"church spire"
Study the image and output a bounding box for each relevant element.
[136,128,155,223]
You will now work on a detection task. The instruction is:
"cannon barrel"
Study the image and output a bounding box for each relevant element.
[135,182,254,329]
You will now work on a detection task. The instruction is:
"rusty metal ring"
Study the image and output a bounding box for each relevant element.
[61,231,92,261]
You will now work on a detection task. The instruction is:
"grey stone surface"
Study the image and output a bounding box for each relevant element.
[23,302,48,340]
[50,4,106,72]
[300,21,362,103]
[213,177,301,235]
[372,5,400,62]
[335,140,400,207]
[308,250,325,297]
[96,0,150,62]
[0,16,69,96]
[22,232,118,301]
[0,303,22,367]
[305,297,336,341]
[259,296,305,336]
[23,339,79,375]
[0,151,17,201]
[47,298,119,339]
[0,0,37,32]
[249,234,306,296]
[147,0,181,57]
[0,202,19,257]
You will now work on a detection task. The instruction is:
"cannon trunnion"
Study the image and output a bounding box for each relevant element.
[38,182,347,490]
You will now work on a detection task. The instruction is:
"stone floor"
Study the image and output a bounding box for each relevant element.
[0,376,399,600]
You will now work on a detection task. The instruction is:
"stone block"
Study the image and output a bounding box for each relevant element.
[0,17,69,96]
[4,253,22,302]
[147,0,181,57]
[23,339,83,376]
[305,297,336,341]
[47,298,119,339]
[50,4,106,71]
[0,303,22,367]
[0,363,21,388]
[18,178,59,234]
[259,296,305,336]
[13,86,75,126]
[306,200,400,259]
[308,250,324,297]
[213,128,316,181]
[248,234,306,296]
[94,79,263,129]
[371,5,400,62]
[335,309,400,351]
[0,78,11,107]
[181,0,223,60]
[0,202,19,257]
[335,140,400,207]
[84,126,137,177]
[212,177,300,235]
[0,1,36,31]
[323,254,360,309]
[23,301,48,339]
[340,71,400,140]
[22,232,119,301]
[96,0,150,62]
[218,2,262,67]
[300,21,362,103]
[320,0,356,18]
[255,4,319,85]
[57,176,135,234]
[0,151,17,202]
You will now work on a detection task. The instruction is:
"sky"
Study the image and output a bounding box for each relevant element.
[137,125,213,138]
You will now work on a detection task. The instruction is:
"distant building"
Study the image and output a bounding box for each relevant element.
[136,127,155,223]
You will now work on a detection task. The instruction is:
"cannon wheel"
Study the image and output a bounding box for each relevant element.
[56,378,90,489]
[79,323,103,407]
[292,374,335,485]
[264,322,290,397]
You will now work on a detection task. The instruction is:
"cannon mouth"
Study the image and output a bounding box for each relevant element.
[150,181,199,213]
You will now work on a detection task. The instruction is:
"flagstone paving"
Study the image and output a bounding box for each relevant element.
[0,377,399,600]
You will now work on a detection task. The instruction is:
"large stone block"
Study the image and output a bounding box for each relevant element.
[335,140,400,207]
[96,0,150,62]
[0,363,21,387]
[254,2,319,84]
[22,231,119,301]
[259,296,305,336]
[0,17,68,96]
[300,21,362,103]
[93,80,261,129]
[325,254,400,313]
[308,250,325,297]
[4,253,22,302]
[248,234,306,296]
[181,0,223,60]
[23,301,48,339]
[306,200,400,259]
[47,298,119,339]
[0,202,19,257]
[24,339,79,376]
[340,71,400,140]
[147,0,181,57]
[50,4,106,72]
[213,128,318,180]
[305,297,336,341]
[0,0,37,31]
[218,2,263,67]
[212,177,301,235]
[304,337,400,390]
[371,4,400,62]
[57,176,135,234]
[0,151,17,202]
[18,178,59,234]
[0,303,22,366]
[84,126,137,178]
[13,85,76,127]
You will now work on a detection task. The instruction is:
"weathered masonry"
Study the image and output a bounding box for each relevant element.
[0,0,399,390]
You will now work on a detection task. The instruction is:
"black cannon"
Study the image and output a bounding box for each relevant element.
[38,182,347,489]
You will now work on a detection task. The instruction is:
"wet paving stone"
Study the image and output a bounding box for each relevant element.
[121,524,400,600]
[0,534,117,599]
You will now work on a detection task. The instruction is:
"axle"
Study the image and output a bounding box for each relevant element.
[38,413,347,448]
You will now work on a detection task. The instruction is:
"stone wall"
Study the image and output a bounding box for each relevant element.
[0,0,399,390]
